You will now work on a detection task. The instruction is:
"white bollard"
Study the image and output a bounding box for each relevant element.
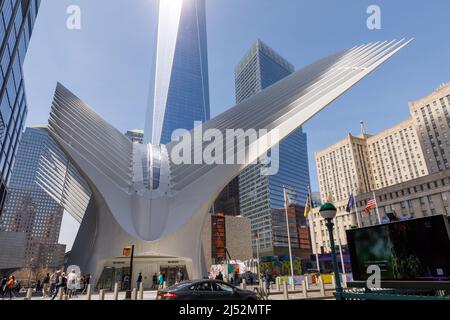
[86,284,92,300]
[163,281,167,289]
[302,280,308,299]
[283,281,289,300]
[240,279,247,290]
[113,283,119,300]
[42,283,49,298]
[132,288,137,300]
[57,287,64,300]
[305,277,310,291]
[276,280,280,292]
[99,289,105,300]
[319,277,325,297]
[331,275,336,289]
[25,288,33,300]
[139,282,144,300]
[342,274,347,288]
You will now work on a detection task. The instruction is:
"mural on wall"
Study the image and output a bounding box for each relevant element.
[259,256,302,276]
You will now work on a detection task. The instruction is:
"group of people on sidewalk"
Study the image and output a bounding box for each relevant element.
[1,270,92,300]
[46,270,91,300]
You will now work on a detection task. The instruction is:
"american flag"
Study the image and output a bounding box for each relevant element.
[364,198,377,214]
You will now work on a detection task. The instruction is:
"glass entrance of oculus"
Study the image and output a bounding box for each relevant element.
[95,256,191,290]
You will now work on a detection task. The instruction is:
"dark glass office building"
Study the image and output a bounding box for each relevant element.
[150,0,210,145]
[236,40,311,257]
[0,0,40,213]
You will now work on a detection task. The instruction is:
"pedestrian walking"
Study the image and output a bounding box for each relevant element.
[75,273,82,296]
[152,273,157,289]
[157,272,164,289]
[67,269,77,298]
[123,274,130,291]
[81,274,90,295]
[51,271,64,300]
[2,276,16,299]
[42,273,50,298]
[0,275,7,297]
[136,272,143,289]
[49,271,57,296]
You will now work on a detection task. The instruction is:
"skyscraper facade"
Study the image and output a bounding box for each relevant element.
[409,83,450,173]
[236,40,311,257]
[0,0,40,213]
[149,0,210,145]
[0,126,91,269]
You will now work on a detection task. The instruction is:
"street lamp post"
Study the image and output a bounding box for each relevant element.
[319,203,343,300]
[254,232,261,283]
[124,245,135,300]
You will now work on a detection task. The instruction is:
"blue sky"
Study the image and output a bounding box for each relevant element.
[24,0,450,196]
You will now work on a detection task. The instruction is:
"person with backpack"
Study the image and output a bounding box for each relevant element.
[2,276,16,299]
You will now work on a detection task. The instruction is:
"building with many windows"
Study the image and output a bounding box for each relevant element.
[0,126,91,269]
[311,83,450,254]
[235,40,311,257]
[148,0,210,145]
[0,0,41,213]
[409,83,450,173]
[310,169,450,254]
[316,120,428,204]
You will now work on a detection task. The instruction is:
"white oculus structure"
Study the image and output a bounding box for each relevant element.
[47,39,412,283]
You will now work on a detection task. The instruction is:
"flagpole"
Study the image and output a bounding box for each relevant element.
[306,186,321,273]
[353,190,361,228]
[373,191,382,224]
[283,186,296,287]
[334,218,346,275]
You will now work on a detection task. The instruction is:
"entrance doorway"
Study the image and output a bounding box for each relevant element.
[159,265,188,286]
[97,266,130,291]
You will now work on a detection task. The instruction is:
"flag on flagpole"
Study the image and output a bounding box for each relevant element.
[364,198,377,214]
[345,194,355,213]
[304,192,312,217]
[284,187,294,208]
[326,192,333,203]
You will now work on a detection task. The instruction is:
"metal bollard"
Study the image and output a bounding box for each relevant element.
[113,283,119,300]
[25,288,33,300]
[276,281,280,292]
[57,287,64,300]
[331,275,336,289]
[283,281,289,300]
[139,282,144,300]
[163,281,167,289]
[342,275,347,288]
[132,288,137,300]
[240,279,247,290]
[99,289,105,300]
[302,280,308,299]
[319,277,325,297]
[290,279,296,292]
[305,278,310,291]
[86,284,92,300]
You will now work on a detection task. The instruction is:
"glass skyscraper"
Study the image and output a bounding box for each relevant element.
[0,0,40,213]
[0,126,91,269]
[149,0,210,145]
[236,40,311,257]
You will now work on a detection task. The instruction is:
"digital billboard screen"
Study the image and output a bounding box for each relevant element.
[347,215,450,281]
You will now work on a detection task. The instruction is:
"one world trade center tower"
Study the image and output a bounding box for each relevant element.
[147,0,210,145]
